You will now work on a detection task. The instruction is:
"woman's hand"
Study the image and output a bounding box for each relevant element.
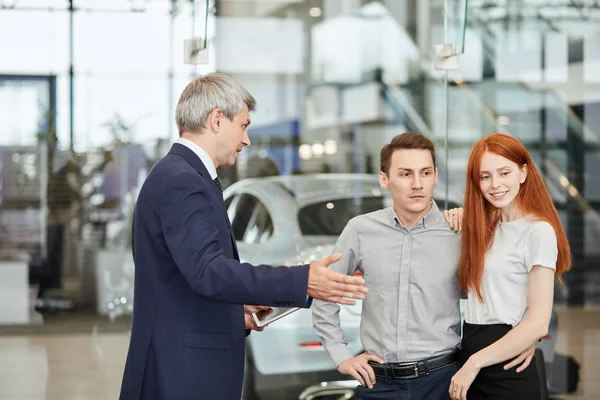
[449,359,480,400]
[443,207,463,233]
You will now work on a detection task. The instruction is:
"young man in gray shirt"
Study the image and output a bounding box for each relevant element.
[312,132,536,400]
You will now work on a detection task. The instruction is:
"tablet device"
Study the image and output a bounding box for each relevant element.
[252,307,300,327]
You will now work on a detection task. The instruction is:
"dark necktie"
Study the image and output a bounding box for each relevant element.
[213,177,222,193]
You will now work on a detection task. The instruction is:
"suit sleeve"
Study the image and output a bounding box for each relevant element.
[311,220,359,367]
[160,171,310,307]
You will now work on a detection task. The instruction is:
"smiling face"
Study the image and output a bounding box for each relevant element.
[479,151,527,217]
[379,149,438,219]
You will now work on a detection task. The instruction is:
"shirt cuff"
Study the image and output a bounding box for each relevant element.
[327,342,355,367]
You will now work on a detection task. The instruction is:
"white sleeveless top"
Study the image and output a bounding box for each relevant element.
[464,216,558,326]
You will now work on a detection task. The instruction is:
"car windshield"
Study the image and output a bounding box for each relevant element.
[298,196,387,236]
[298,195,462,236]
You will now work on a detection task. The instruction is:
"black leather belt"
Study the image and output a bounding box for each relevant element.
[369,350,460,379]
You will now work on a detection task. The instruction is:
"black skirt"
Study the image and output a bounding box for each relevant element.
[461,322,541,400]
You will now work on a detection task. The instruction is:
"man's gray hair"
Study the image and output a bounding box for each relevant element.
[175,73,256,135]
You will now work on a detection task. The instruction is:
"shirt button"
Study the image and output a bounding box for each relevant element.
[401,286,407,290]
[403,260,408,264]
[400,341,404,344]
[400,313,405,317]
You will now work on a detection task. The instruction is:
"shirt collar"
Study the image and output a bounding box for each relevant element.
[385,199,442,230]
[175,137,217,180]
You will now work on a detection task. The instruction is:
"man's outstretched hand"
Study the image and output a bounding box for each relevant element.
[307,253,367,305]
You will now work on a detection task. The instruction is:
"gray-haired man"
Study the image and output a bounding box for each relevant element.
[119,73,367,400]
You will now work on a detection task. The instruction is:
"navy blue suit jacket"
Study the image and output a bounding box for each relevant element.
[119,144,311,400]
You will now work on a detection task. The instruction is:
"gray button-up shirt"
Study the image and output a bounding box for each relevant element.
[312,201,461,366]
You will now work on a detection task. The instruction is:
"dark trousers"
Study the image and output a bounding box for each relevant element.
[355,362,458,400]
[461,322,541,400]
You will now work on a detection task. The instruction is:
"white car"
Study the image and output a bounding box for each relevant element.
[222,174,462,400]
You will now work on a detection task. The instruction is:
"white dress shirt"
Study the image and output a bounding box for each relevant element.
[175,137,217,180]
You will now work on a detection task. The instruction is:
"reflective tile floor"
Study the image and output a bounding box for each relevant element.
[556,308,600,400]
[0,333,129,399]
[0,308,598,400]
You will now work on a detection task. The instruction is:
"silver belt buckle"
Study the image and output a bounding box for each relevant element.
[414,364,420,377]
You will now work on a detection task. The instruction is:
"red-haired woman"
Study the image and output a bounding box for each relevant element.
[448,133,571,400]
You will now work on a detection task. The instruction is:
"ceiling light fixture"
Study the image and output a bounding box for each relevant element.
[131,0,146,12]
[308,7,322,18]
[2,0,17,9]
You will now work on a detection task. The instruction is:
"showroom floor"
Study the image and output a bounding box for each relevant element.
[0,308,598,400]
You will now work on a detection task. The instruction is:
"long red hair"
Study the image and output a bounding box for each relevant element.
[459,133,571,301]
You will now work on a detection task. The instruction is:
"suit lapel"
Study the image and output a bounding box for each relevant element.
[169,144,240,261]
[222,207,240,261]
